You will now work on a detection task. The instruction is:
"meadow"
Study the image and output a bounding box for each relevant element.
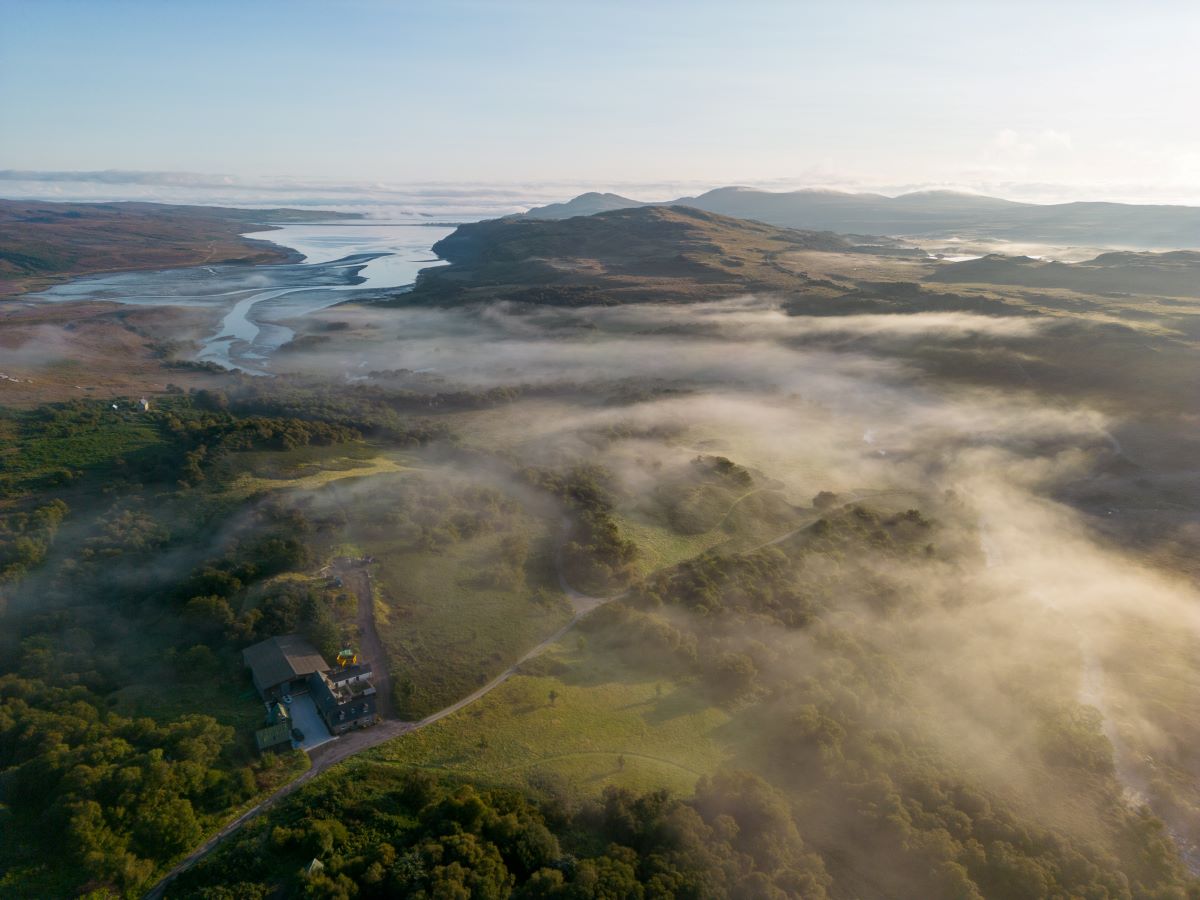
[367,638,732,798]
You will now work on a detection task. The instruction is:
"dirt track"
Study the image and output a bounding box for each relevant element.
[334,558,396,720]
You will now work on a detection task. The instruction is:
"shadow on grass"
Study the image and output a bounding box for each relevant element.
[643,688,716,725]
[554,658,652,689]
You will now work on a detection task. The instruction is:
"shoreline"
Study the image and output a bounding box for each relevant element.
[5,227,307,299]
[0,199,355,298]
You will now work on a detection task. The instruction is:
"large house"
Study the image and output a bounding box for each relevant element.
[310,662,378,734]
[243,635,380,748]
[242,634,329,701]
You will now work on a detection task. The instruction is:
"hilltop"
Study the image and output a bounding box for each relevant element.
[522,190,645,218]
[524,186,1200,248]
[406,204,907,305]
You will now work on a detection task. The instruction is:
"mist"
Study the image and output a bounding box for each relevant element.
[271,289,1200,864]
[7,245,1196,894]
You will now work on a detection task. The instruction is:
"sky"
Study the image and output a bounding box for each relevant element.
[3,0,1200,206]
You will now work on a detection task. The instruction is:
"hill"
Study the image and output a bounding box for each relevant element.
[407,205,903,305]
[522,190,645,218]
[928,249,1200,298]
[0,199,359,296]
[524,186,1200,248]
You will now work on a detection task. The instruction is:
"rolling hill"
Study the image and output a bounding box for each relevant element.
[406,204,888,305]
[523,186,1200,248]
[928,249,1200,298]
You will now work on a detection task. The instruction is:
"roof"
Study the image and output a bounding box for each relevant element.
[328,662,372,683]
[243,634,329,691]
[255,721,292,751]
[312,669,377,717]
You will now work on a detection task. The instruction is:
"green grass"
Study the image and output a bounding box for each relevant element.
[104,634,283,758]
[368,640,731,799]
[615,512,731,574]
[110,673,265,733]
[617,488,808,576]
[368,520,572,717]
[216,442,378,480]
[211,444,416,503]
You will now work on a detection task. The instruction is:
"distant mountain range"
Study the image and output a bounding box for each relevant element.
[523,188,1200,249]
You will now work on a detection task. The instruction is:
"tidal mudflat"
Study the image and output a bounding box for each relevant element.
[29,222,453,372]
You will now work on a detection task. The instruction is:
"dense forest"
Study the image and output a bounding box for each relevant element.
[168,766,831,899]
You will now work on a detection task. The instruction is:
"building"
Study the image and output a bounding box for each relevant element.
[242,634,329,701]
[309,662,378,735]
[255,721,292,752]
[243,637,381,742]
[254,699,293,753]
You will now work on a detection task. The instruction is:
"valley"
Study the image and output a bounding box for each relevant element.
[1,198,1199,899]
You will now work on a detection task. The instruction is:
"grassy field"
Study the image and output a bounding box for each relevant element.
[297,466,576,718]
[617,487,807,575]
[615,512,731,574]
[367,520,572,718]
[367,638,731,798]
[217,446,413,500]
[110,669,265,732]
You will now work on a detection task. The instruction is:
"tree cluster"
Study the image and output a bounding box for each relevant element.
[169,767,832,899]
[0,676,265,894]
[521,464,638,593]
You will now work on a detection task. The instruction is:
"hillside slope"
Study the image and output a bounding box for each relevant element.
[929,249,1200,298]
[407,205,894,305]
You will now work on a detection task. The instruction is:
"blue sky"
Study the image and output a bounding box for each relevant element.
[3,0,1199,202]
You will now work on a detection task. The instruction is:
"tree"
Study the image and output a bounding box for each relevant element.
[184,595,234,635]
[812,490,839,510]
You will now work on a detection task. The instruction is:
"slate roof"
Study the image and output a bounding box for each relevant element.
[328,662,372,684]
[242,634,329,692]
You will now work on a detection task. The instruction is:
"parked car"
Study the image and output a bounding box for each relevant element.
[291,727,304,741]
[282,694,293,704]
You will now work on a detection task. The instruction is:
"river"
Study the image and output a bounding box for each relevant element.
[28,221,455,373]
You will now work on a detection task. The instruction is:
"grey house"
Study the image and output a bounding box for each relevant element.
[242,634,329,701]
[308,662,378,734]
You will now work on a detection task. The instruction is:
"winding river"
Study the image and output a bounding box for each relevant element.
[29,221,454,373]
